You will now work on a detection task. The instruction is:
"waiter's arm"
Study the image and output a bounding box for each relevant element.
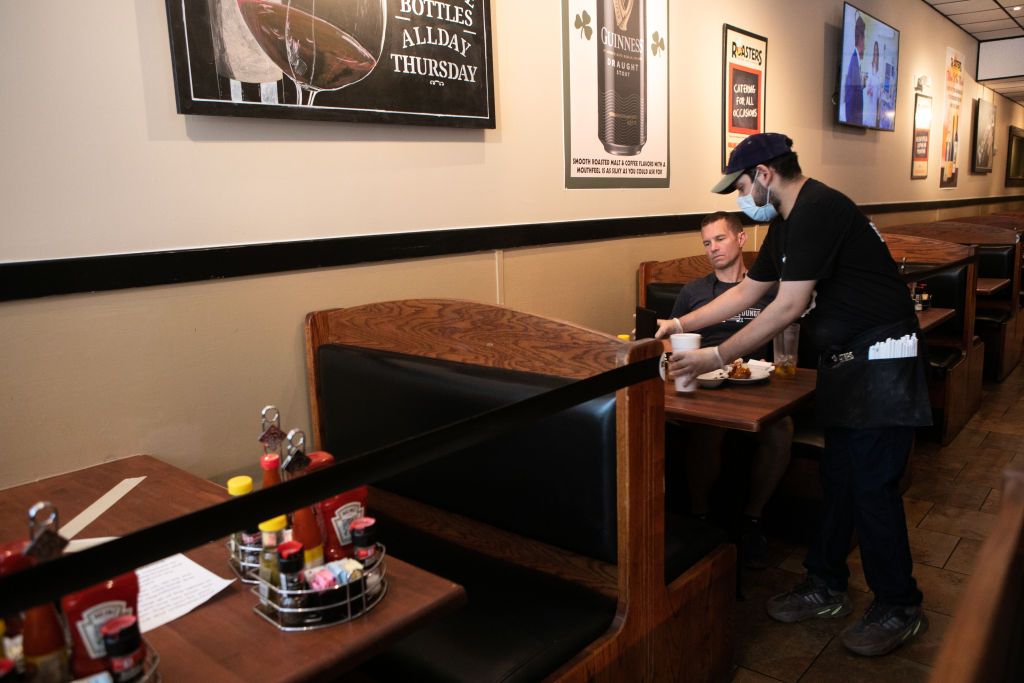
[717,280,816,364]
[666,279,816,380]
[655,277,774,339]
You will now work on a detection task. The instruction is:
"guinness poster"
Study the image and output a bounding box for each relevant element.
[165,0,495,128]
[562,0,670,189]
[722,25,767,171]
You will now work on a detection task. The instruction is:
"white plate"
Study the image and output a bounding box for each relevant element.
[696,369,728,388]
[725,367,772,384]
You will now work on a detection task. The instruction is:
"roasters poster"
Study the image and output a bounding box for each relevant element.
[722,25,766,172]
[562,0,669,189]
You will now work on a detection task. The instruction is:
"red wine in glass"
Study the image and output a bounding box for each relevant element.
[237,0,384,106]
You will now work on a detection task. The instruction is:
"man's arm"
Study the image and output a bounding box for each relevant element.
[718,280,815,363]
[667,279,816,379]
[656,276,774,339]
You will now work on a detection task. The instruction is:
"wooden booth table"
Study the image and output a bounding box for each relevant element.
[0,455,466,682]
[977,277,1011,295]
[663,368,817,432]
[917,307,956,333]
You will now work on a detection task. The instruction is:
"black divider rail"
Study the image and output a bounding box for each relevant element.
[0,356,661,614]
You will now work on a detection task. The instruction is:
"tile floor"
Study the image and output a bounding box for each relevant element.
[730,365,1024,682]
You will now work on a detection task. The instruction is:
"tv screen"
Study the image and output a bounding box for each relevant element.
[838,3,900,131]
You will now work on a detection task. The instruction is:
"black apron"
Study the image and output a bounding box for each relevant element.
[815,317,932,429]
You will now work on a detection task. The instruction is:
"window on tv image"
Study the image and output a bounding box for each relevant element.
[838,3,899,131]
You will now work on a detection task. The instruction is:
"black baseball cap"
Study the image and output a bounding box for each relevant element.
[711,133,794,194]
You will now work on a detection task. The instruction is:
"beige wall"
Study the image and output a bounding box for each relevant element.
[4,2,1024,487]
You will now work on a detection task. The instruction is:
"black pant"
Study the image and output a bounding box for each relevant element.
[803,426,923,606]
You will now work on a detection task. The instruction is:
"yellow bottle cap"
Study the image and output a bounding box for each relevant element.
[617,334,631,341]
[226,475,253,496]
[258,515,288,533]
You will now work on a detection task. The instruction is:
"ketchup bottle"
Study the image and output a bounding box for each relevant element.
[61,571,140,678]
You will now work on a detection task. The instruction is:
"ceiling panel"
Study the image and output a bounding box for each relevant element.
[950,8,1019,20]
[961,17,1020,28]
[922,0,1024,45]
[973,26,1024,37]
[931,0,1010,15]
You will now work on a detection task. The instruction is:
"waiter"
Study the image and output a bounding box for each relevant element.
[662,133,931,657]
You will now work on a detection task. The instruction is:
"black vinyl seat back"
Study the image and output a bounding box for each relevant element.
[977,245,1014,279]
[316,344,619,565]
[645,282,684,318]
[920,264,969,338]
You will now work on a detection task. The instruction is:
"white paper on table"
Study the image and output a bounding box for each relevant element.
[136,554,234,633]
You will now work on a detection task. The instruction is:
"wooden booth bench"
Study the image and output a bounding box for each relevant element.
[884,222,1021,382]
[929,467,1024,683]
[305,300,735,683]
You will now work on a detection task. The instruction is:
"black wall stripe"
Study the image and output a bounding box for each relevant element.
[2,194,1022,302]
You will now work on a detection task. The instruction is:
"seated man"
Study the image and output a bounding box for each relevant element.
[657,211,793,568]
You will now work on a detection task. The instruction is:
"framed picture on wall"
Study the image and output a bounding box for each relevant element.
[972,98,996,174]
[911,93,931,179]
[722,25,767,171]
[562,0,671,189]
[163,0,495,128]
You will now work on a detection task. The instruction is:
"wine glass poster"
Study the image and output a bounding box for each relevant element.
[164,0,495,128]
[562,0,670,189]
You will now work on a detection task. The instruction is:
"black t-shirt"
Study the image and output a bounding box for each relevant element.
[747,178,913,352]
[671,271,777,359]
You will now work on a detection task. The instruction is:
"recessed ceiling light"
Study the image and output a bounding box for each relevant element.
[1015,6,1023,11]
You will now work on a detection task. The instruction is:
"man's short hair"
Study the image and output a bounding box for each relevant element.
[700,211,743,235]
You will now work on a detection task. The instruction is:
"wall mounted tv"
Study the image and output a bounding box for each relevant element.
[837,3,900,131]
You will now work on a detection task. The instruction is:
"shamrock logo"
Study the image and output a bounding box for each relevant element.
[651,31,666,56]
[575,11,593,40]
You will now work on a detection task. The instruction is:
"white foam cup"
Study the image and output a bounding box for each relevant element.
[669,333,702,392]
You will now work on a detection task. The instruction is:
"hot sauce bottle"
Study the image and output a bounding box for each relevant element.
[21,603,69,683]
[291,505,324,570]
[261,453,282,489]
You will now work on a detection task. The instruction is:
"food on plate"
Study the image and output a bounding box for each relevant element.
[727,359,751,379]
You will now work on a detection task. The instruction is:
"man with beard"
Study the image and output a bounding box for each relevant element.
[665,133,931,656]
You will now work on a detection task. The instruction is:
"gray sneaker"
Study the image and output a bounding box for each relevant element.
[841,601,928,657]
[766,574,853,623]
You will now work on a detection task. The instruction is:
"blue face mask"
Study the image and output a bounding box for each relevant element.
[737,182,778,222]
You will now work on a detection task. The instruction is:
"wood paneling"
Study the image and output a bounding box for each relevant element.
[929,468,1024,683]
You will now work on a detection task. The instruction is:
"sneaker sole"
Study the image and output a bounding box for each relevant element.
[842,613,930,657]
[767,599,853,623]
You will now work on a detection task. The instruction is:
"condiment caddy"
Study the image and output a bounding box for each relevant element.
[250,543,388,631]
[0,502,160,682]
[227,405,387,631]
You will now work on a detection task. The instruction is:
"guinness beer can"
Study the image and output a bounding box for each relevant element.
[597,0,646,155]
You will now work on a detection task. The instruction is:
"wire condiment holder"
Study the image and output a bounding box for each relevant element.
[249,544,388,631]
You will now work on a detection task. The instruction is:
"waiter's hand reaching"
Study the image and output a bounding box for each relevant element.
[654,318,682,339]
[667,347,724,384]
